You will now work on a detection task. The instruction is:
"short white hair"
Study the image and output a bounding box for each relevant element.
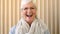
[21,0,36,9]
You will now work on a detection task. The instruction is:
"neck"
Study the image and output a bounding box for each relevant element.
[27,22,32,27]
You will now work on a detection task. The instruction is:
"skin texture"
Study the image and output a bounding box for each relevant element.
[21,2,36,26]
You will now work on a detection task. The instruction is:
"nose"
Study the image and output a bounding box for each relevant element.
[27,9,32,13]
[27,9,32,14]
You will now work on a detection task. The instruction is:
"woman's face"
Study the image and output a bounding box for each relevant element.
[21,2,36,24]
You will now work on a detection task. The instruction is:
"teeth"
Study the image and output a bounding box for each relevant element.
[26,15,32,17]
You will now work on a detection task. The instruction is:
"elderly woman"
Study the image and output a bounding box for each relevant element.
[9,0,50,34]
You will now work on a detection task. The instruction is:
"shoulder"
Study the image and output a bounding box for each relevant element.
[37,19,50,34]
[9,25,16,34]
[9,19,22,34]
[37,18,48,31]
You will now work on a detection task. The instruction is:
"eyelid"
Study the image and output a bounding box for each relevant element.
[30,7,35,9]
[23,8,28,10]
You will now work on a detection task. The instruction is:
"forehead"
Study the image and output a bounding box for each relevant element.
[23,2,35,8]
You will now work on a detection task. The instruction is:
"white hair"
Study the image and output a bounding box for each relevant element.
[21,0,36,9]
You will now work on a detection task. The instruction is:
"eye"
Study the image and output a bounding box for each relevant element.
[24,8,28,10]
[30,7,35,9]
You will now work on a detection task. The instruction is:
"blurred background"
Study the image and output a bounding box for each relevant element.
[0,0,60,34]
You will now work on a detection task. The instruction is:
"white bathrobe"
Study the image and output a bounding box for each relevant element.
[14,18,50,34]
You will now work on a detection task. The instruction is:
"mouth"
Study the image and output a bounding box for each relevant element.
[26,14,33,17]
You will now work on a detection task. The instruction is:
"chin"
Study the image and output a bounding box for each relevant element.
[27,19,32,21]
[24,17,30,21]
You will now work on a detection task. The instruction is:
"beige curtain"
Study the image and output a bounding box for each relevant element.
[0,0,60,34]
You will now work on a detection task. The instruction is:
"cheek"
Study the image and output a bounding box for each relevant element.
[23,11,27,17]
[22,11,27,16]
[33,11,36,16]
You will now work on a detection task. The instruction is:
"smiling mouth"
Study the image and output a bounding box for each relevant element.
[26,14,33,17]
